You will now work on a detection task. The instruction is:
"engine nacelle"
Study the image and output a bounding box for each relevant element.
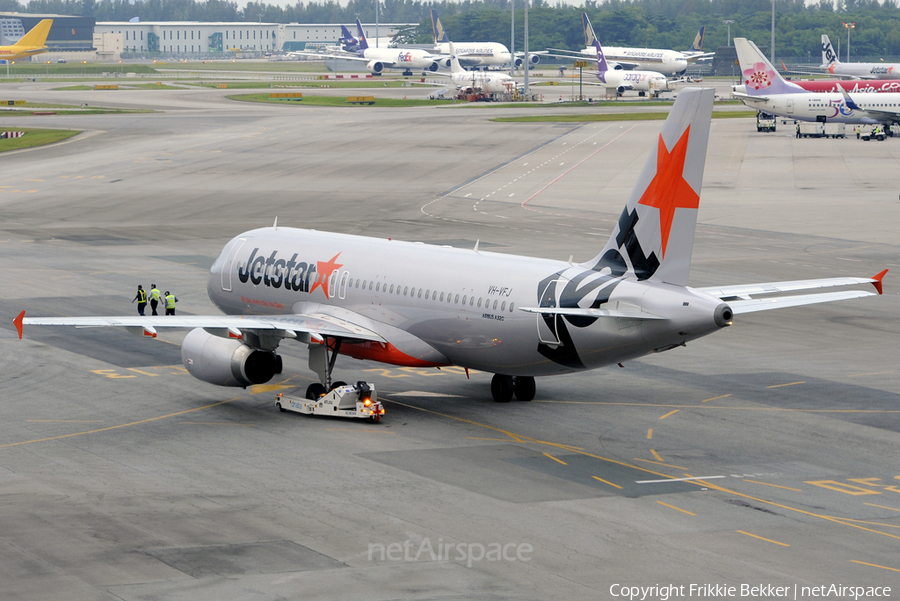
[427,61,438,72]
[514,57,523,68]
[442,57,451,68]
[181,328,280,388]
[367,60,385,74]
[617,86,626,95]
[529,54,540,65]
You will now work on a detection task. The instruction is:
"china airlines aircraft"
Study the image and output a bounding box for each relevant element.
[820,34,900,80]
[733,38,900,126]
[293,18,439,76]
[16,88,886,403]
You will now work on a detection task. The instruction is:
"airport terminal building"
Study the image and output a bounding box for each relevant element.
[93,22,412,56]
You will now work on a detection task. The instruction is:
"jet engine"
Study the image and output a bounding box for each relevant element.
[367,60,385,74]
[181,328,281,388]
[529,54,540,65]
[617,86,626,95]
[441,57,452,68]
[514,57,523,68]
[427,61,439,72]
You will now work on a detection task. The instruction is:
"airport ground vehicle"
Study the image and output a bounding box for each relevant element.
[797,123,846,138]
[276,381,384,422]
[861,126,886,141]
[757,111,776,132]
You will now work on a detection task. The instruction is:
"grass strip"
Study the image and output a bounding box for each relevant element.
[0,128,80,152]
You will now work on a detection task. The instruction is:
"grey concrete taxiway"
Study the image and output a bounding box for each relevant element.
[1,83,899,601]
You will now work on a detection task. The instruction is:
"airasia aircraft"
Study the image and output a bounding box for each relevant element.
[15,88,886,403]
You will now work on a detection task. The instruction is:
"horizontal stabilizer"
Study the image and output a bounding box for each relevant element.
[518,307,666,320]
[728,291,876,314]
[697,275,883,300]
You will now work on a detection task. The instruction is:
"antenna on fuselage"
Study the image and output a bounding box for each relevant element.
[273,216,278,229]
[473,239,480,252]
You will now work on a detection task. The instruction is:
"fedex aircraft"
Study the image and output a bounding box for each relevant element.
[338,24,359,53]
[16,88,886,403]
[733,38,900,126]
[0,19,53,62]
[292,18,439,76]
[584,14,668,97]
[821,34,900,80]
[430,9,522,69]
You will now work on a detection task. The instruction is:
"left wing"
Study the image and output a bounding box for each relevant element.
[14,311,385,343]
[696,270,887,315]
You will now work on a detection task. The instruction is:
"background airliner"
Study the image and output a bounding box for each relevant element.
[734,37,900,127]
[437,42,519,95]
[548,21,710,76]
[430,9,533,70]
[582,14,668,97]
[16,88,885,403]
[821,34,900,80]
[293,18,439,76]
[0,19,53,61]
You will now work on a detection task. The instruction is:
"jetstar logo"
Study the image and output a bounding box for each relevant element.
[870,66,894,75]
[822,41,837,65]
[236,247,343,297]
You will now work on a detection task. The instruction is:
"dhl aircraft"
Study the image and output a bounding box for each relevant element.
[0,19,53,62]
[583,14,668,97]
[15,88,886,403]
[820,34,900,80]
[733,38,900,126]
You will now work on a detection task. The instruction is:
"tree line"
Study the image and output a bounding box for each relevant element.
[7,0,900,59]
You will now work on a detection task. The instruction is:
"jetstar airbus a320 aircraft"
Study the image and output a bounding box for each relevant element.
[15,88,886,403]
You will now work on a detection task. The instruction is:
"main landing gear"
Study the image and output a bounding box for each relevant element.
[491,374,536,403]
[306,337,347,400]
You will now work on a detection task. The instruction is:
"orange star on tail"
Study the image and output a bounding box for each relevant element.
[637,127,699,259]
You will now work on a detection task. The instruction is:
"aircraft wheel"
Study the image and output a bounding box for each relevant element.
[330,380,347,391]
[513,376,536,402]
[491,374,514,403]
[306,383,326,400]
[276,402,286,413]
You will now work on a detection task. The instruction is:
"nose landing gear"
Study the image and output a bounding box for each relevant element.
[491,374,536,402]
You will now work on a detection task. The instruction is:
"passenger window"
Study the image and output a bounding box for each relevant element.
[501,301,506,311]
[478,298,482,307]
[493,300,498,310]
[418,289,422,298]
[425,289,430,298]
[376,282,381,292]
[470,296,474,306]
[390,284,394,294]
[440,292,444,301]
[454,294,459,304]
[404,286,408,296]
[462,295,467,305]
[509,302,514,312]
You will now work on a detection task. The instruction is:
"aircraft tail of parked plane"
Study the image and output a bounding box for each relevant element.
[821,34,838,68]
[0,19,53,61]
[688,26,706,53]
[339,24,359,51]
[431,8,450,44]
[734,38,807,96]
[355,19,369,51]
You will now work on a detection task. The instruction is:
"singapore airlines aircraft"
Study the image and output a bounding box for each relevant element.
[16,88,886,403]
[733,38,900,126]
[820,34,900,80]
[292,18,439,76]
[0,19,53,62]
[437,42,519,95]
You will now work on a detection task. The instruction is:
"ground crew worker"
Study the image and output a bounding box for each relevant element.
[164,291,177,316]
[149,284,162,316]
[132,285,147,316]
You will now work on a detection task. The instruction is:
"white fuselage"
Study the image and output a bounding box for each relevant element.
[737,91,900,125]
[362,47,436,71]
[451,70,517,94]
[825,62,900,80]
[599,68,669,93]
[578,46,688,76]
[434,42,512,67]
[207,227,724,377]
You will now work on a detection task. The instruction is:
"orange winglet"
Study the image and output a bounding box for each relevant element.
[13,310,24,339]
[871,269,888,295]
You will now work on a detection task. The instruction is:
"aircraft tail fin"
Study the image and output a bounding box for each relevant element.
[734,38,805,96]
[448,42,464,74]
[355,18,368,51]
[821,34,839,68]
[431,9,449,44]
[585,88,715,286]
[15,19,52,48]
[582,11,597,48]
[689,25,705,52]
